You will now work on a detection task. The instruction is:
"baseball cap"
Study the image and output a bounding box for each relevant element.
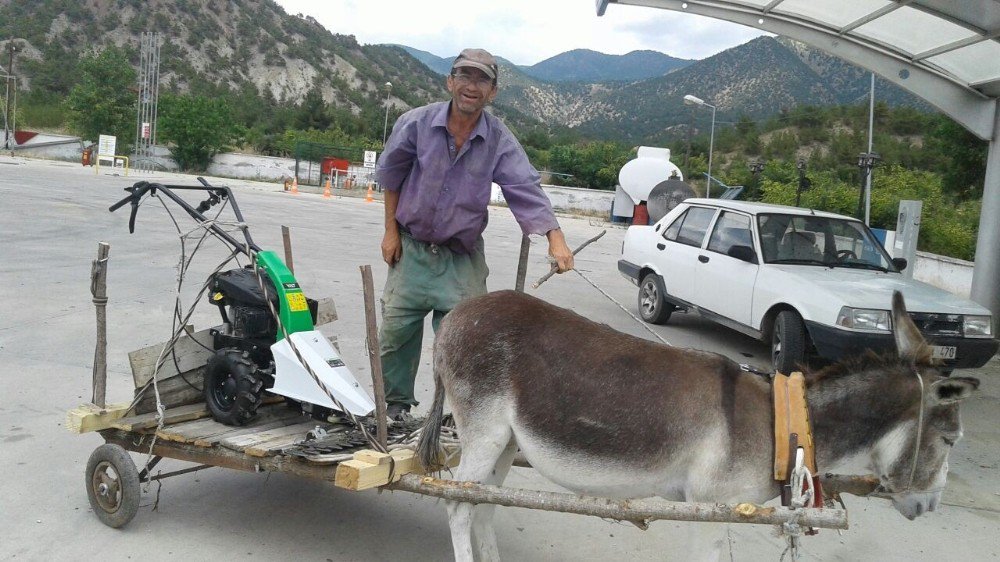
[451,48,498,81]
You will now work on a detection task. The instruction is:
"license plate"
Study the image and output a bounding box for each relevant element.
[931,346,957,360]
[285,292,309,312]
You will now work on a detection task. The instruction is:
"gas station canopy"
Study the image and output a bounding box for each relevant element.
[597,0,999,139]
[597,0,1000,325]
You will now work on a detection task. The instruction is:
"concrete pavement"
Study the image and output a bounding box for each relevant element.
[1,155,997,561]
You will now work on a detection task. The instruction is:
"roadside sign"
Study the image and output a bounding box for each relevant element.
[98,135,116,156]
[141,123,151,139]
[363,150,377,169]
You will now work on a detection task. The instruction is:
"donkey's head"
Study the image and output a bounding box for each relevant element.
[870,291,980,520]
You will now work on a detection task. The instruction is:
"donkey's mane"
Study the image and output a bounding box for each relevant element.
[805,350,909,388]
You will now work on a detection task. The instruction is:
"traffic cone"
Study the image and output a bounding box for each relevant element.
[291,177,299,195]
[365,183,374,203]
[323,177,332,198]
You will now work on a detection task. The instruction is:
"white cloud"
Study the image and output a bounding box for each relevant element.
[274,0,767,64]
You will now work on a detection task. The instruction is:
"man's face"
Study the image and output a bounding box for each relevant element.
[447,68,497,116]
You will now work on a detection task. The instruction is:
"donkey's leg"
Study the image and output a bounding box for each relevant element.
[446,420,513,562]
[471,436,518,562]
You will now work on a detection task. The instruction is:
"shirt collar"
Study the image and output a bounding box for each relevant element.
[433,101,490,141]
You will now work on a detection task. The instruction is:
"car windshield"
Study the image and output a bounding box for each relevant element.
[757,213,896,271]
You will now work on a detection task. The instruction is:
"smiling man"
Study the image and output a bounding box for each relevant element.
[375,47,574,421]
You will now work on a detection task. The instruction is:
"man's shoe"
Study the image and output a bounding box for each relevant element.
[386,403,412,422]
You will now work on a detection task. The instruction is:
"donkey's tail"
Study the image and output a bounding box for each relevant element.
[416,370,446,470]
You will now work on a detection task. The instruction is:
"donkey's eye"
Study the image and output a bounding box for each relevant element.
[942,437,956,446]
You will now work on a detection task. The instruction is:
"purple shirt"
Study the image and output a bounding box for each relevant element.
[376,101,559,254]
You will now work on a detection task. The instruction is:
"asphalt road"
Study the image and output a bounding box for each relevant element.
[1,155,998,561]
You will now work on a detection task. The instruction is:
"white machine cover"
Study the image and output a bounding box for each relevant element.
[269,330,376,416]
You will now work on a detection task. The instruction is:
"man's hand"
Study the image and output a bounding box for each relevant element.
[382,229,402,266]
[546,228,574,273]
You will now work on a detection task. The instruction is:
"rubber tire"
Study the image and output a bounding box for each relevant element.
[203,348,264,426]
[86,444,140,529]
[638,273,672,325]
[772,310,806,374]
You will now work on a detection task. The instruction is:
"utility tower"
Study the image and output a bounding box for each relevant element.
[134,32,161,173]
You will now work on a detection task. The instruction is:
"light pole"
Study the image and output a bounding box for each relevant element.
[857,152,880,222]
[684,94,716,198]
[381,81,392,146]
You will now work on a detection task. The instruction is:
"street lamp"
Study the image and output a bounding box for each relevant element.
[381,81,393,146]
[856,152,880,222]
[684,94,716,198]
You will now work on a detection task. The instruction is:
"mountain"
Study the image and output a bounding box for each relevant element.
[1,0,934,147]
[526,49,692,82]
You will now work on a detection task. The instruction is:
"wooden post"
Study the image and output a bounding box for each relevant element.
[514,235,530,292]
[360,265,387,449]
[389,474,848,530]
[281,225,294,274]
[90,242,110,408]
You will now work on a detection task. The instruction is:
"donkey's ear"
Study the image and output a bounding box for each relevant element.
[928,377,979,406]
[892,291,932,364]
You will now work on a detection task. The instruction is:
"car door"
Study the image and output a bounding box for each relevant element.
[693,210,759,326]
[656,205,717,303]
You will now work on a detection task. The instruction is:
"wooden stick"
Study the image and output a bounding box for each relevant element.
[360,265,388,449]
[91,242,111,407]
[389,474,848,529]
[532,230,606,289]
[514,235,530,292]
[281,225,294,274]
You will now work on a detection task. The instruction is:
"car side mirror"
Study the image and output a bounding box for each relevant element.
[892,257,908,271]
[727,245,758,264]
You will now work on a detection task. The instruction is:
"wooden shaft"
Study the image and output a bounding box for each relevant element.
[281,225,294,274]
[360,265,387,448]
[389,474,848,529]
[91,242,110,408]
[514,235,530,292]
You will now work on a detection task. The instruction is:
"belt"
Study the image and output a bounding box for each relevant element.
[398,223,466,254]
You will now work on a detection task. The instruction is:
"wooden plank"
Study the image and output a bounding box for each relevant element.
[128,328,215,388]
[133,369,205,414]
[111,403,209,432]
[244,431,318,457]
[335,448,423,491]
[192,415,307,447]
[65,402,131,434]
[219,420,319,451]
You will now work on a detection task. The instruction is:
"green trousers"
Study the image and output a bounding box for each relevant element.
[379,232,489,406]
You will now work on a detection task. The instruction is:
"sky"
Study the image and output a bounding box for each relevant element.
[273,0,767,65]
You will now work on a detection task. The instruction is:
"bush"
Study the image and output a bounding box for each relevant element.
[158,94,240,171]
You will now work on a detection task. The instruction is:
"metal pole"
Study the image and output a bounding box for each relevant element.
[706,104,716,198]
[382,82,393,146]
[3,44,15,150]
[865,72,875,225]
[970,104,1000,333]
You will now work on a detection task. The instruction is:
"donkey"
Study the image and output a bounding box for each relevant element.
[417,290,979,561]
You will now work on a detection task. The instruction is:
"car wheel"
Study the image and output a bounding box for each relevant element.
[638,273,672,325]
[772,310,806,374]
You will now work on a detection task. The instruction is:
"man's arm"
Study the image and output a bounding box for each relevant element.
[382,189,402,266]
[546,228,574,273]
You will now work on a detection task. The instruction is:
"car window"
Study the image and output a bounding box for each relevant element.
[667,207,716,247]
[758,213,895,270]
[707,212,753,255]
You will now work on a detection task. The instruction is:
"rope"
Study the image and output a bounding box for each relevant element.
[572,269,672,347]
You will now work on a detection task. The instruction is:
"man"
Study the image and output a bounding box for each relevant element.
[375,48,574,420]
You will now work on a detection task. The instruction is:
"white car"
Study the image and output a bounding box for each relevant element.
[618,199,998,373]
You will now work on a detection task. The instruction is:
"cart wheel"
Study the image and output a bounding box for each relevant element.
[86,444,141,528]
